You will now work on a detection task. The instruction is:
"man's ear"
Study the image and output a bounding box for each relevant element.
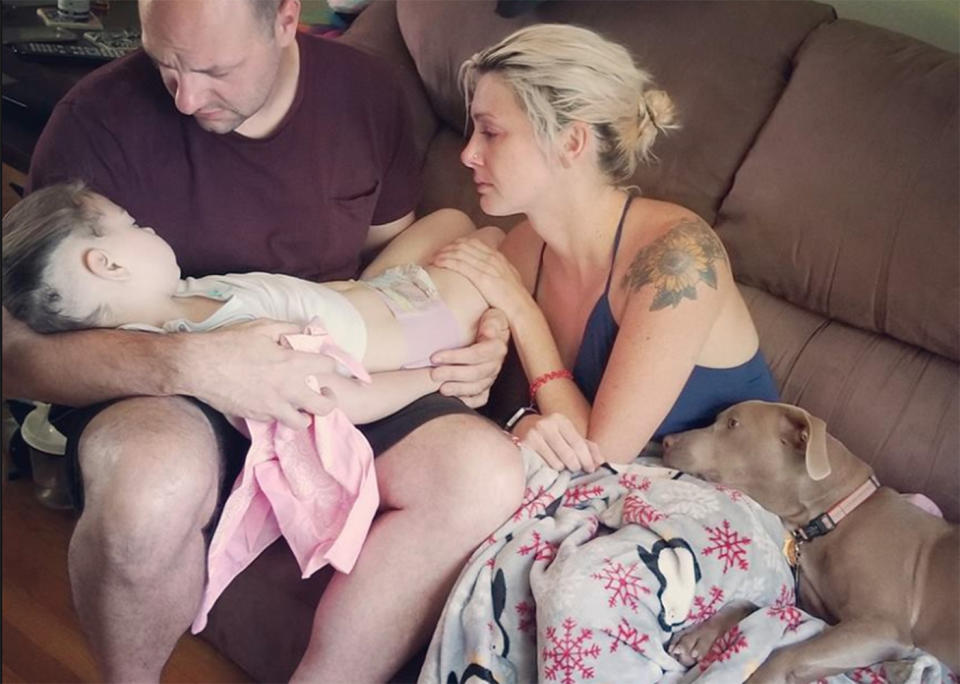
[779,404,830,481]
[558,121,592,167]
[274,0,301,46]
[83,248,129,281]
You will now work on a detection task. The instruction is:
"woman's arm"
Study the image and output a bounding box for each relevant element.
[586,217,731,463]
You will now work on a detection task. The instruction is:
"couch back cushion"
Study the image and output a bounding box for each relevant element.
[398,0,834,225]
[744,286,959,522]
[717,20,959,361]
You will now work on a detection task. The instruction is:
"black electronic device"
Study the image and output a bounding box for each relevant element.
[10,29,139,62]
[1,24,78,44]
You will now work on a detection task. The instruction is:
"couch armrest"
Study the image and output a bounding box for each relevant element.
[340,0,439,160]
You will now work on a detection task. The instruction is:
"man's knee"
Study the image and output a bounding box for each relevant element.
[432,415,525,526]
[76,397,223,570]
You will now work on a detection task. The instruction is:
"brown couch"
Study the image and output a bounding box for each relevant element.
[200,2,959,680]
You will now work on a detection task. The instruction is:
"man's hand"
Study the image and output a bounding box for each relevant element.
[177,320,340,429]
[429,308,509,408]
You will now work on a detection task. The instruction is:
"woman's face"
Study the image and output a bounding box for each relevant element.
[461,73,557,217]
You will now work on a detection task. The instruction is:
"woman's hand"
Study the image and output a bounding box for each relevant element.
[516,412,604,473]
[433,237,529,319]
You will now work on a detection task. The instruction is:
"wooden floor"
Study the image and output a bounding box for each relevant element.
[1,468,251,683]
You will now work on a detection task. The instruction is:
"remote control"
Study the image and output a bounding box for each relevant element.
[11,37,136,63]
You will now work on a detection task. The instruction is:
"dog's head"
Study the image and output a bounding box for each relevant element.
[661,401,863,521]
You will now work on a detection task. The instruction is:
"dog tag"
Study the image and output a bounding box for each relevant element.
[782,533,799,567]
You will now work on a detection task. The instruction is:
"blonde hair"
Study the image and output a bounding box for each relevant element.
[459,24,678,183]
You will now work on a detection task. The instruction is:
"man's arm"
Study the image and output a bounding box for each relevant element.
[2,308,338,429]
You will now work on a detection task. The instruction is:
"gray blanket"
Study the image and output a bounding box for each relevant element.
[420,449,953,684]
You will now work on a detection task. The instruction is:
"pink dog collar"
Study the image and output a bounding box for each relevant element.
[793,475,880,543]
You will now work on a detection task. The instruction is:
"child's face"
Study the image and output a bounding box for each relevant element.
[86,194,182,295]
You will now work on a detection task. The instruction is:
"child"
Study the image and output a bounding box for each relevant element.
[2,181,501,424]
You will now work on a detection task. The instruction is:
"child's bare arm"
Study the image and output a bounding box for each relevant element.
[323,368,442,424]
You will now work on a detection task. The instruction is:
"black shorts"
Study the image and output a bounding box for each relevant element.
[51,392,475,515]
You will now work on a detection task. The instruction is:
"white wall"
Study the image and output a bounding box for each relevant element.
[831,0,959,52]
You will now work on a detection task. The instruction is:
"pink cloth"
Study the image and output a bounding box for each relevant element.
[191,322,378,634]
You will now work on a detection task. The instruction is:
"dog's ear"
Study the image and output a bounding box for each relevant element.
[779,404,831,480]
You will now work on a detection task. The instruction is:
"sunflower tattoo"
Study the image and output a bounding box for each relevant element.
[621,219,727,310]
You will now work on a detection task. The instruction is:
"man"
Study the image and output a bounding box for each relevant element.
[1,0,524,681]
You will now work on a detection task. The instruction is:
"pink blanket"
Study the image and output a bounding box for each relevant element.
[192,323,378,634]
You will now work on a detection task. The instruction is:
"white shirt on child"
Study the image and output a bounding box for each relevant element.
[120,272,368,363]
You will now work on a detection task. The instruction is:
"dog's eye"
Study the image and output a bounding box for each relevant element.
[727,417,739,429]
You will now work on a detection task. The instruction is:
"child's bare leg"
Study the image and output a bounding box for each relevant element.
[362,209,476,279]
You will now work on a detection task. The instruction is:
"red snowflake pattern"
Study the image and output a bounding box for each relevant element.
[591,558,650,611]
[687,585,725,623]
[542,617,601,684]
[515,601,536,638]
[517,531,557,562]
[698,624,748,672]
[601,617,649,654]
[622,494,666,527]
[563,483,605,507]
[513,485,553,521]
[851,667,887,683]
[766,584,803,632]
[713,483,744,502]
[702,519,751,572]
[618,473,651,491]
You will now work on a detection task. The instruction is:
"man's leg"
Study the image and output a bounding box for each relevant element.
[66,397,227,682]
[291,413,524,683]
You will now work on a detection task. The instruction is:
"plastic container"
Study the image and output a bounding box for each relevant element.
[20,403,71,510]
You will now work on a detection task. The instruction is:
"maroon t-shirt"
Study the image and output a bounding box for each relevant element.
[28,33,423,282]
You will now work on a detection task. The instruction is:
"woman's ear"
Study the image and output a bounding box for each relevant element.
[559,121,592,167]
[83,248,129,281]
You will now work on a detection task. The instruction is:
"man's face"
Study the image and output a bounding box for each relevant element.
[140,0,284,134]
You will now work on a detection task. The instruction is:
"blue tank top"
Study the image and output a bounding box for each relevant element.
[533,192,779,440]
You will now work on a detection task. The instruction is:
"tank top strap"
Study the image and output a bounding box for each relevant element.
[532,241,547,300]
[603,190,635,294]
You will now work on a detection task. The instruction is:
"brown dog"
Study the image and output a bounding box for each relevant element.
[661,400,959,682]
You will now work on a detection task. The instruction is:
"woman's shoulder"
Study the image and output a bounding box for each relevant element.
[615,197,733,310]
[632,197,710,234]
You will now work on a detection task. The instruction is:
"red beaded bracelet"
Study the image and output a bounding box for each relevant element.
[529,368,573,402]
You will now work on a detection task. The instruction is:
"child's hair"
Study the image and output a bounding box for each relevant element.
[2,181,106,333]
[459,23,679,184]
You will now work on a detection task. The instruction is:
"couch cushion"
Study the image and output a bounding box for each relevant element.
[744,285,959,523]
[397,0,834,224]
[717,20,960,360]
[340,0,439,163]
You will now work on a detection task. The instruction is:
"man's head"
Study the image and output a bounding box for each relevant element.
[2,183,181,332]
[139,0,301,135]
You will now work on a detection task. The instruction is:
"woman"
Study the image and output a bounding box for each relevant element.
[434,24,778,472]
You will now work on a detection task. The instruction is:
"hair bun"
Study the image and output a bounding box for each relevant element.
[641,89,677,132]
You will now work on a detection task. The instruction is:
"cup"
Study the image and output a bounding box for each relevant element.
[57,0,91,21]
[21,403,71,510]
